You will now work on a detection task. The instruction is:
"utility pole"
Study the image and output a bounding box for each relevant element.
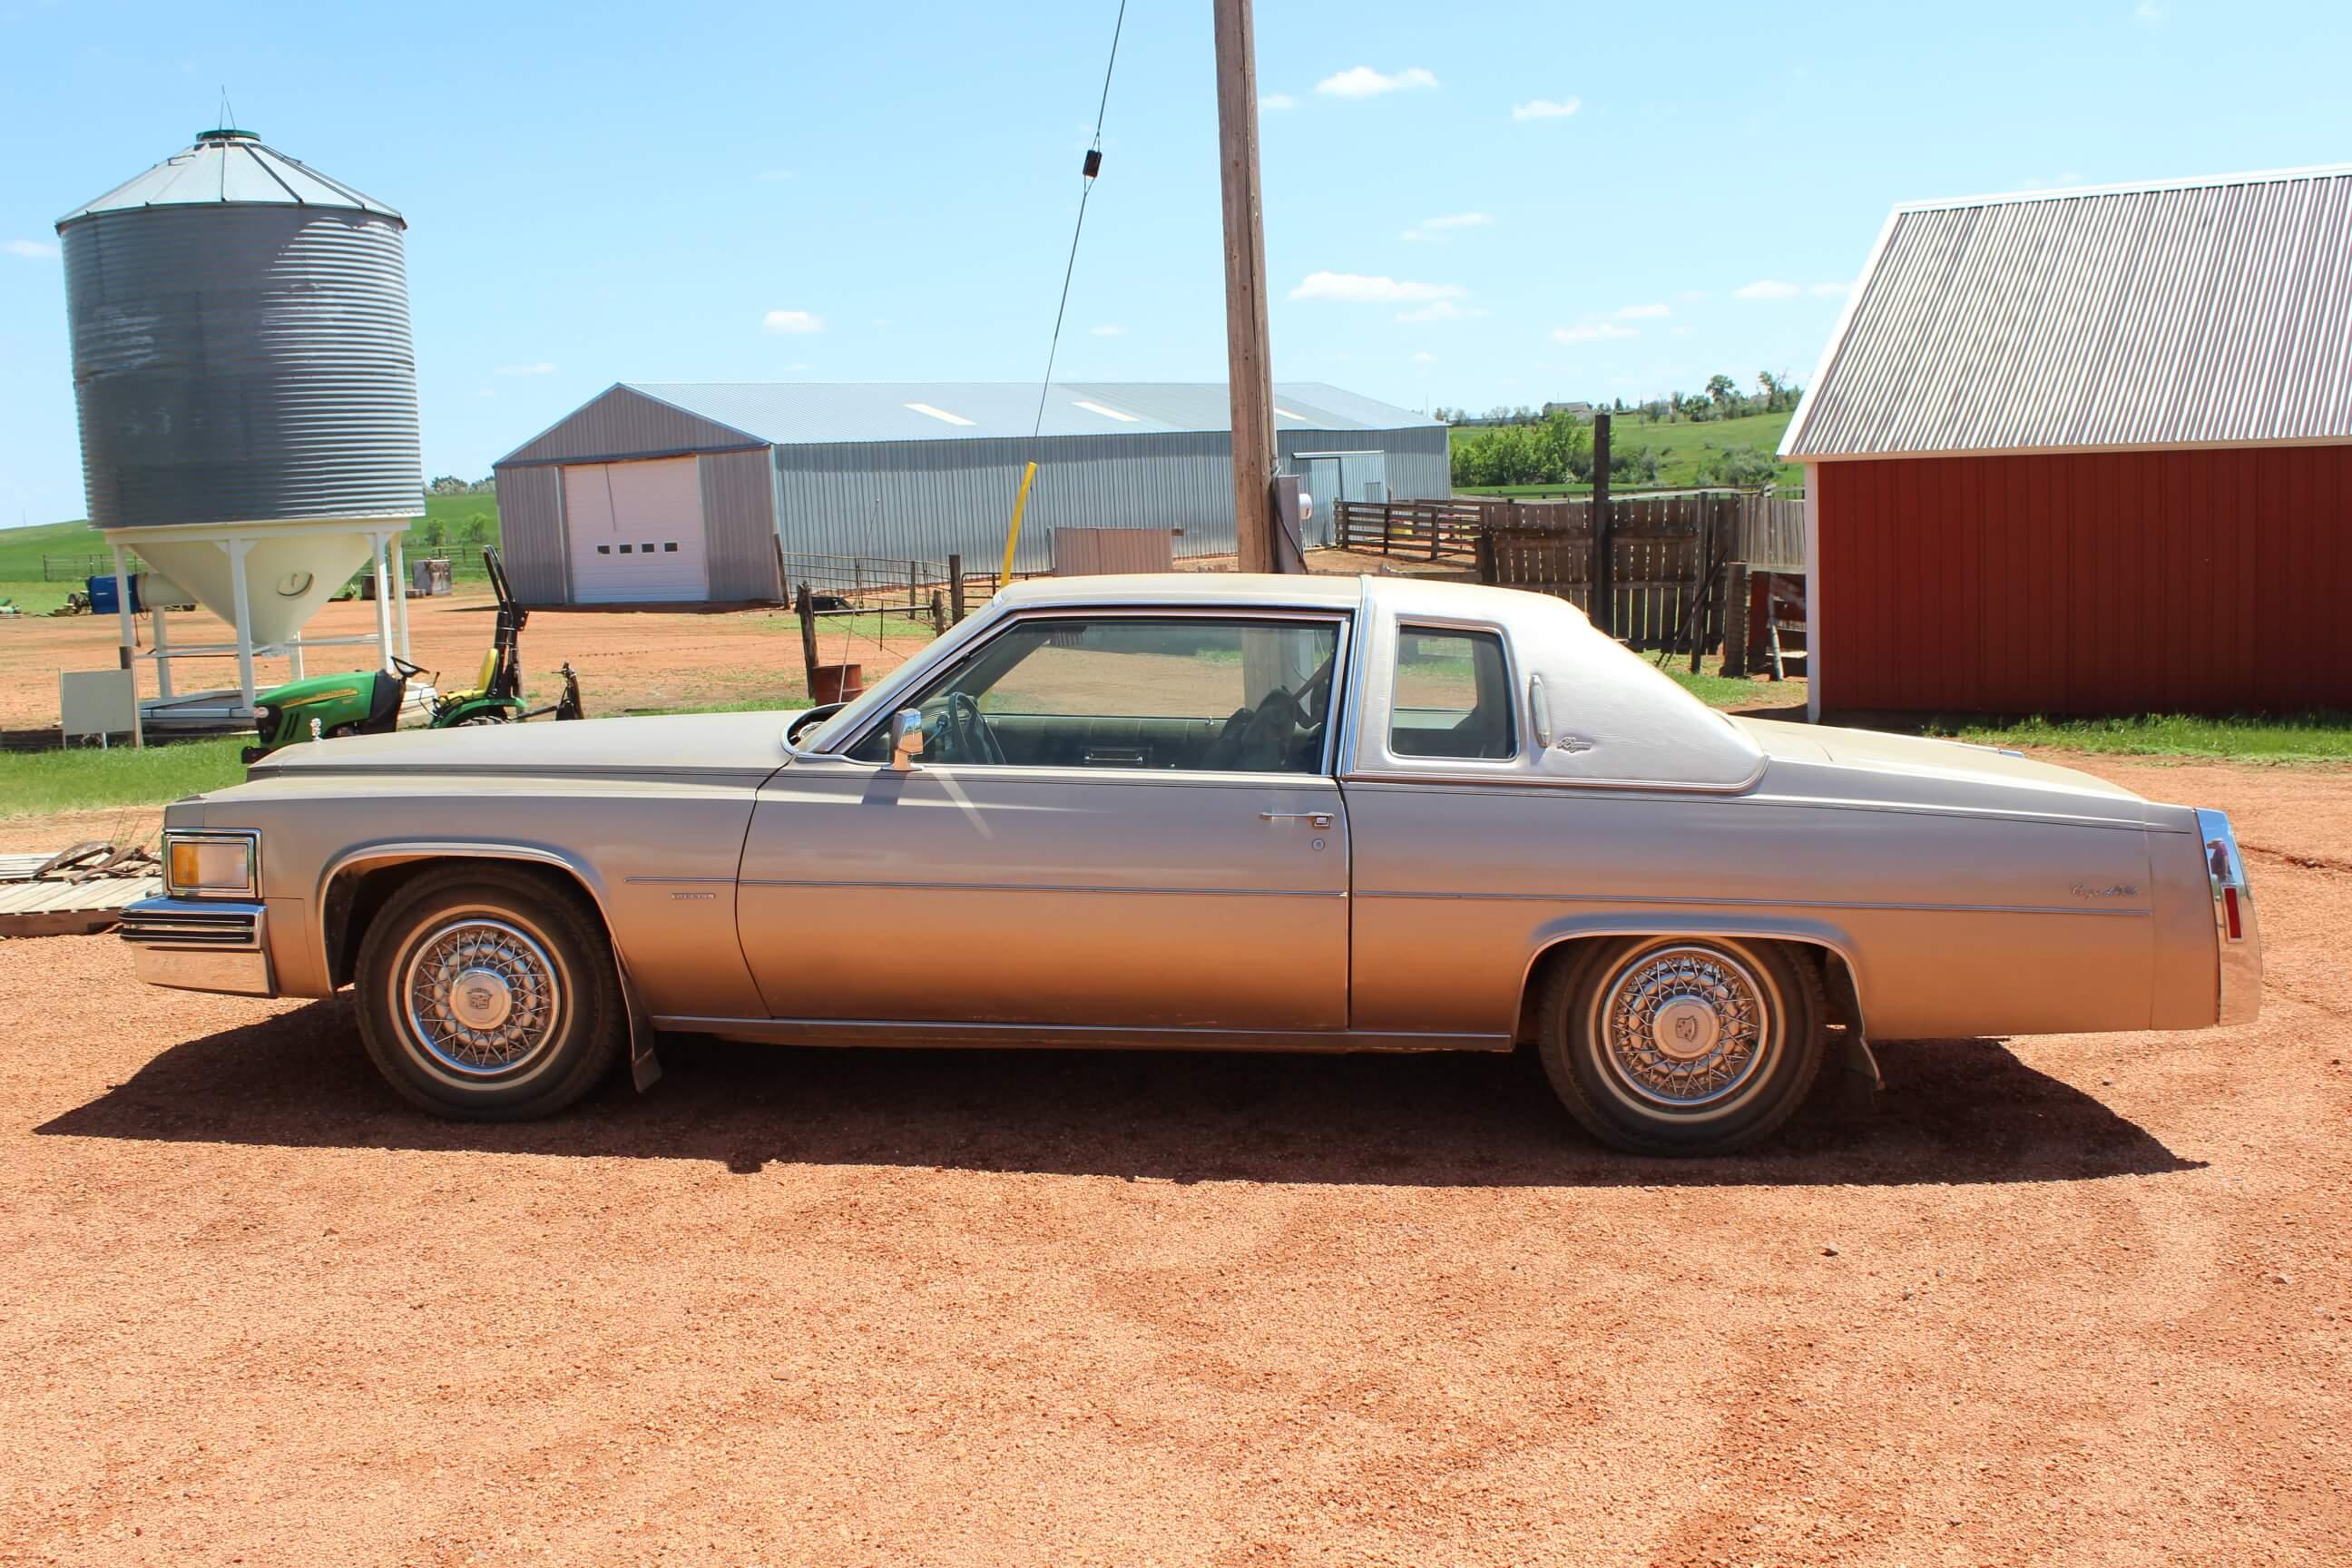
[1212,0,1280,573]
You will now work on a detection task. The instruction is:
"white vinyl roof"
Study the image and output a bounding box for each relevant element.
[1781,165,2352,460]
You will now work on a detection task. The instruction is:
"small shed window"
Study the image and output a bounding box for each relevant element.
[1389,627,1514,760]
[664,542,679,553]
[595,545,611,555]
[618,544,632,554]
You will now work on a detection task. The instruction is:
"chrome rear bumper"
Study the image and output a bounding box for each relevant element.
[2193,808,2261,1026]
[118,897,276,997]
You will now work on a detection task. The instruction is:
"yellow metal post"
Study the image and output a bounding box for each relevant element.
[1002,461,1038,586]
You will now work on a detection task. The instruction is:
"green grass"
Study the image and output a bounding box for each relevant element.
[1928,712,2352,762]
[0,736,250,821]
[0,579,83,615]
[1659,654,1807,710]
[1451,410,1804,493]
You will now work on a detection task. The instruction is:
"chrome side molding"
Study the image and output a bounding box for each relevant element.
[2193,808,2262,1026]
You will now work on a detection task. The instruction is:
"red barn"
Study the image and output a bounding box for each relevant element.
[1780,166,2352,719]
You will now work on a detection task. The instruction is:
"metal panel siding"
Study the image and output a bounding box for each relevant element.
[1818,446,2352,714]
[500,386,766,467]
[699,447,781,600]
[773,424,1446,573]
[60,206,422,529]
[493,463,568,603]
[1788,168,2352,458]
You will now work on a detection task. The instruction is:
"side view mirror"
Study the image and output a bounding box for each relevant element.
[888,709,925,770]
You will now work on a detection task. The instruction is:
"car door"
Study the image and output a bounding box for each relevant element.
[736,609,1352,1034]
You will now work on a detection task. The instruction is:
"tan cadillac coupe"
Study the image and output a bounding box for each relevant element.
[122,574,2260,1154]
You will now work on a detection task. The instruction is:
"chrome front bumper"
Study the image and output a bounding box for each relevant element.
[118,897,276,997]
[2193,808,2262,1026]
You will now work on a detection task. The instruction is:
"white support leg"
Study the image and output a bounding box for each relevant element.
[286,632,306,681]
[152,606,174,699]
[389,532,411,660]
[111,544,142,749]
[370,532,396,672]
[227,538,258,713]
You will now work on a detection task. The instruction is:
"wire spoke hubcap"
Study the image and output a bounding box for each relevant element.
[1598,946,1771,1107]
[402,918,563,1077]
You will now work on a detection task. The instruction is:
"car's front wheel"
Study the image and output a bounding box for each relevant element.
[353,865,623,1120]
[1535,936,1825,1155]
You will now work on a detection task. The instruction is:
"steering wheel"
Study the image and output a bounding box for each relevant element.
[389,655,426,681]
[936,691,1005,766]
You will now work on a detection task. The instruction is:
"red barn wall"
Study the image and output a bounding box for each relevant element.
[1816,445,2352,715]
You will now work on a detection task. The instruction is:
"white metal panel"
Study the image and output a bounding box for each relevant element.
[564,458,710,603]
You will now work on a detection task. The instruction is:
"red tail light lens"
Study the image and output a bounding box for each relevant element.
[2222,886,2243,941]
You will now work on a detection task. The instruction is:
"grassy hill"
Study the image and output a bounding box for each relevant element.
[1450,409,1803,494]
[0,494,504,613]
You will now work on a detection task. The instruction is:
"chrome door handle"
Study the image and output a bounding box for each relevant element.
[1260,811,1334,829]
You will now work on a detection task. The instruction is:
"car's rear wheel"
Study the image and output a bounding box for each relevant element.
[353,865,623,1120]
[1535,936,1825,1155]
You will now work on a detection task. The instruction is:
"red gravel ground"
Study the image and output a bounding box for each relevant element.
[1,756,2346,1565]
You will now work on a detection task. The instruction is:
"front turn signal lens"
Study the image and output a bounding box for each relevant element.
[165,833,258,898]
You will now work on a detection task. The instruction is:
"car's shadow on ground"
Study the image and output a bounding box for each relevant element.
[37,998,2203,1187]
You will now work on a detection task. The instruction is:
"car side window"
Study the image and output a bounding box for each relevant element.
[1389,626,1514,760]
[846,615,1342,774]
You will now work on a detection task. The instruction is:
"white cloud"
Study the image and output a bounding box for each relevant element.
[755,168,795,183]
[1669,325,1694,338]
[1289,270,1465,304]
[1675,289,1709,303]
[1553,322,1638,345]
[1733,279,1802,300]
[1403,211,1494,243]
[1808,280,1852,299]
[1259,93,1295,111]
[496,362,555,377]
[1411,350,1437,364]
[1089,324,1124,337]
[473,387,495,399]
[1612,302,1671,320]
[1316,64,1438,99]
[2135,1,2163,21]
[5,238,59,260]
[1512,97,1582,122]
[762,309,824,334]
[1396,299,1489,322]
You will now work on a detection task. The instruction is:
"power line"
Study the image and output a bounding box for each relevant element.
[1030,0,1130,442]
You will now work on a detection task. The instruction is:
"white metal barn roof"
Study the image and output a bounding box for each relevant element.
[609,380,1439,448]
[1780,165,2352,461]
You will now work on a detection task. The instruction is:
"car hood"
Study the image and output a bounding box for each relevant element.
[248,710,794,781]
[1732,717,2153,822]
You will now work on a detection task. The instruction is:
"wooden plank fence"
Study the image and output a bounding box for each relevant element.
[1333,491,1806,659]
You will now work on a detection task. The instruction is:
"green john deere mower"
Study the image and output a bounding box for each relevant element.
[243,547,583,763]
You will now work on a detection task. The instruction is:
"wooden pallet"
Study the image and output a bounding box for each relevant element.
[0,874,161,937]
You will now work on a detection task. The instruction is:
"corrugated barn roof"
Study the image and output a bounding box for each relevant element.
[1781,166,2352,460]
[618,380,1438,447]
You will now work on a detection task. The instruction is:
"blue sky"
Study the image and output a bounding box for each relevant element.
[3,0,2347,527]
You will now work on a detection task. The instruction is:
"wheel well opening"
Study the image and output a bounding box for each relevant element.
[1514,936,1857,1046]
[325,857,608,988]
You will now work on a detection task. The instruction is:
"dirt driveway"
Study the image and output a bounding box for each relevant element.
[2,756,2346,1565]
